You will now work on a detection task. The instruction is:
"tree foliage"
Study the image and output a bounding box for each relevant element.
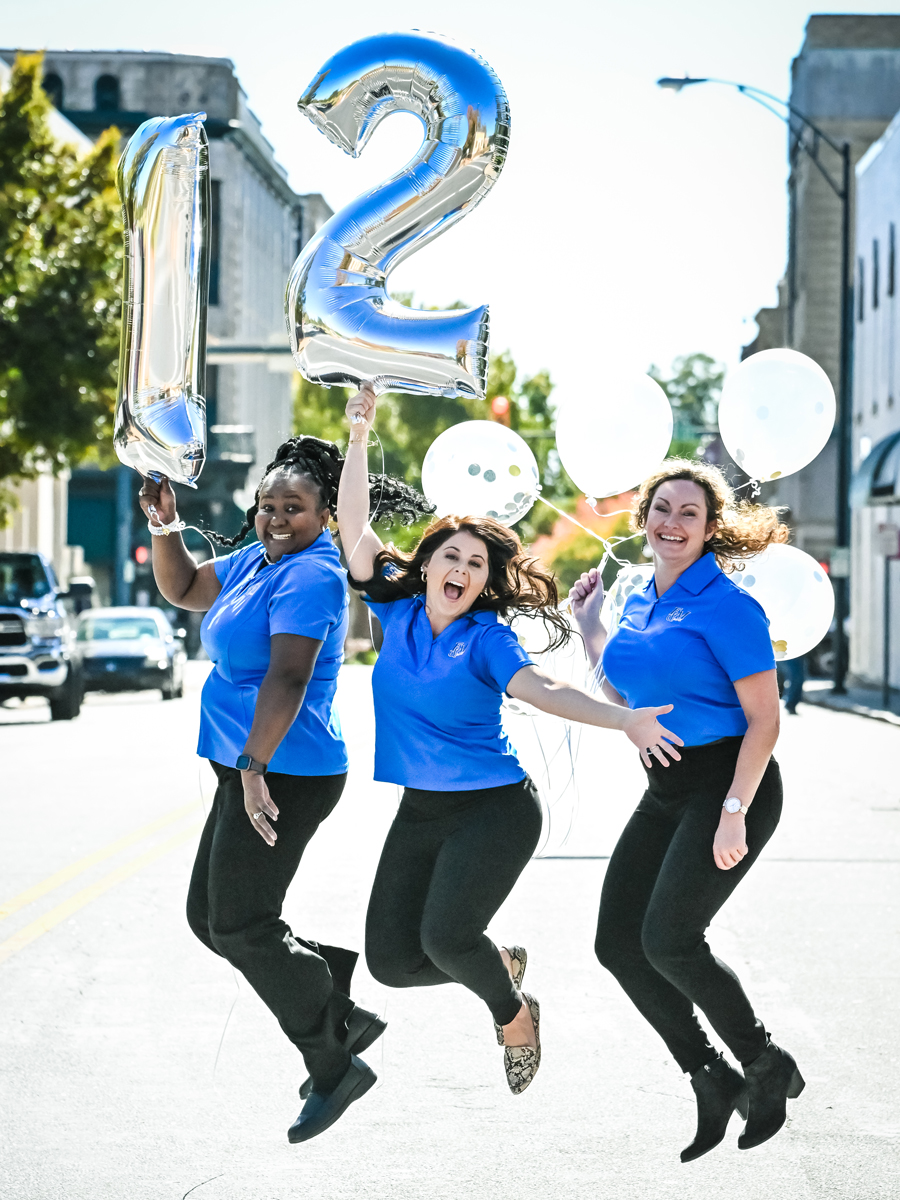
[0,52,122,519]
[649,352,725,458]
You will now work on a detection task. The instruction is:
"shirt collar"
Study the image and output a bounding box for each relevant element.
[673,551,722,595]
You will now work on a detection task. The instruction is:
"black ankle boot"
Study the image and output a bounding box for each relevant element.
[738,1040,805,1150]
[681,1055,749,1163]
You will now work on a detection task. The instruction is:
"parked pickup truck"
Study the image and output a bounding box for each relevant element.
[0,551,89,720]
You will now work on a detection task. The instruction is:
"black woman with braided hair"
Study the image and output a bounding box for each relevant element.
[137,434,430,1144]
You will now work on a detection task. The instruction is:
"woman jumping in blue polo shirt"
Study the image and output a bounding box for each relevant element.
[138,436,428,1145]
[337,384,683,1097]
[570,459,805,1163]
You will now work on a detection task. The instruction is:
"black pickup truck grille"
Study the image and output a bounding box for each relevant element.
[0,617,26,647]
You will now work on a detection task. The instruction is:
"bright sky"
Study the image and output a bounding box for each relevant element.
[6,0,900,408]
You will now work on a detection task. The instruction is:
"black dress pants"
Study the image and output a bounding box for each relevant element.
[187,762,354,1092]
[595,737,783,1074]
[365,776,543,1027]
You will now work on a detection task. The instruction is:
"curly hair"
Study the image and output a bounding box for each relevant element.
[351,514,571,651]
[631,458,789,568]
[206,435,433,549]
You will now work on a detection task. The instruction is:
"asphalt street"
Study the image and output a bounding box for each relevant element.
[0,663,898,1200]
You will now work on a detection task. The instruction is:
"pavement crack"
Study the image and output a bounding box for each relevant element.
[182,1174,224,1199]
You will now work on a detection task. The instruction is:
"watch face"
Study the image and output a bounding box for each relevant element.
[724,797,741,814]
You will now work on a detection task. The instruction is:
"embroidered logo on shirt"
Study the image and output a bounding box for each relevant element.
[666,608,691,622]
[448,642,467,658]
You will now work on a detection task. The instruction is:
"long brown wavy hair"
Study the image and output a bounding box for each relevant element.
[351,514,571,650]
[632,459,789,568]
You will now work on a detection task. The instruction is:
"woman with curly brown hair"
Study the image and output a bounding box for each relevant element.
[570,459,804,1163]
[337,385,683,1097]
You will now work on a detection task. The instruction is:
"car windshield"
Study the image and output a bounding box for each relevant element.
[78,617,161,642]
[0,553,53,605]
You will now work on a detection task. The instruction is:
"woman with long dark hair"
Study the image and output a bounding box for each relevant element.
[337,384,683,1095]
[137,435,428,1144]
[570,459,804,1162]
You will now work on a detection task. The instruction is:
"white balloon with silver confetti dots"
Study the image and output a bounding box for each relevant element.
[421,420,540,526]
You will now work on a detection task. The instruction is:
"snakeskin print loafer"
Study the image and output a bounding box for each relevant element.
[494,945,528,1045]
[503,993,541,1095]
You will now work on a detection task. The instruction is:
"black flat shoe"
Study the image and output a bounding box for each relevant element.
[738,1040,805,1150]
[681,1055,749,1163]
[299,1006,387,1099]
[287,1054,376,1144]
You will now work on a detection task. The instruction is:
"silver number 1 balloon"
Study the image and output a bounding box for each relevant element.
[114,113,210,486]
[287,31,510,399]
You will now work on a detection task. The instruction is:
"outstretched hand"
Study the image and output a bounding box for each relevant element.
[621,704,683,768]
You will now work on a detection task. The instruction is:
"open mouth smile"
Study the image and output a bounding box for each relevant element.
[269,532,292,540]
[443,581,464,601]
[658,534,685,543]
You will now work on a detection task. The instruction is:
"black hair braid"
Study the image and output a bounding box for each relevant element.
[204,434,433,549]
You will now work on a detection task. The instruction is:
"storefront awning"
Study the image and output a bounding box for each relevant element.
[851,430,900,506]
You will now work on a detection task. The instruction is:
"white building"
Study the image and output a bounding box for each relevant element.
[849,110,900,692]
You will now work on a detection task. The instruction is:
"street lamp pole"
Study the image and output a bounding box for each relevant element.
[658,76,853,693]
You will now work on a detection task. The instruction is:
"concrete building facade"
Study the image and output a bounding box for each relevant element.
[2,49,332,604]
[747,15,900,567]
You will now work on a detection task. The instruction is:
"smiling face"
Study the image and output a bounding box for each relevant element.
[254,469,329,561]
[422,530,491,629]
[645,479,717,570]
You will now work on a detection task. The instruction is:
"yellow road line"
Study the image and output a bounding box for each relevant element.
[0,801,202,922]
[0,822,203,966]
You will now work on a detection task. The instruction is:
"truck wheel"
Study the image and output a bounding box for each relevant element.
[49,670,84,721]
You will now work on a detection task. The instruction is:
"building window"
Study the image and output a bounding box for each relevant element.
[873,238,880,310]
[890,224,896,298]
[206,364,219,428]
[43,72,64,109]
[858,257,865,321]
[94,75,120,112]
[209,180,221,306]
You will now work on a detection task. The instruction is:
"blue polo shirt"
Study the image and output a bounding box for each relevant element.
[197,532,349,775]
[363,594,533,790]
[601,552,775,747]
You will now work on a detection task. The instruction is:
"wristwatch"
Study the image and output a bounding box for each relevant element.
[236,754,268,775]
[722,796,749,816]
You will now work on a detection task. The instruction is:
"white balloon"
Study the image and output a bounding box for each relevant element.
[600,561,655,638]
[555,373,673,499]
[421,421,540,525]
[729,543,834,660]
[718,348,835,482]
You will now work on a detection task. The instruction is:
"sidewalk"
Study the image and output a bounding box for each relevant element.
[800,679,900,726]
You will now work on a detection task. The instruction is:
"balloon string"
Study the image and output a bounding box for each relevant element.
[535,495,645,572]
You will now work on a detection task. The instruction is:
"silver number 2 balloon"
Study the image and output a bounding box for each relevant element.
[287,31,510,399]
[114,113,210,486]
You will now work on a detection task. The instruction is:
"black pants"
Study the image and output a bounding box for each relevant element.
[595,737,783,1074]
[187,762,354,1092]
[365,776,543,1027]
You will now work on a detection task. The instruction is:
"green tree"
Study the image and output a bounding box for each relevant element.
[649,352,725,458]
[0,53,122,521]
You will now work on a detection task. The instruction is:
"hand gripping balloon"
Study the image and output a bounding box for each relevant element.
[287,31,510,399]
[114,113,210,486]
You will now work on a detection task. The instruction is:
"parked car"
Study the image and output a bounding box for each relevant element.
[0,551,85,720]
[78,607,187,700]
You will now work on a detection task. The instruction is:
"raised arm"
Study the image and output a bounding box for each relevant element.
[137,476,222,611]
[507,664,683,768]
[568,566,607,668]
[336,382,384,583]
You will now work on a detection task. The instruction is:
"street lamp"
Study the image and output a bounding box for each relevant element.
[658,76,853,694]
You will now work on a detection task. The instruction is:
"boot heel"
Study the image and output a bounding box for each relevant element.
[787,1068,805,1099]
[736,1088,749,1121]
